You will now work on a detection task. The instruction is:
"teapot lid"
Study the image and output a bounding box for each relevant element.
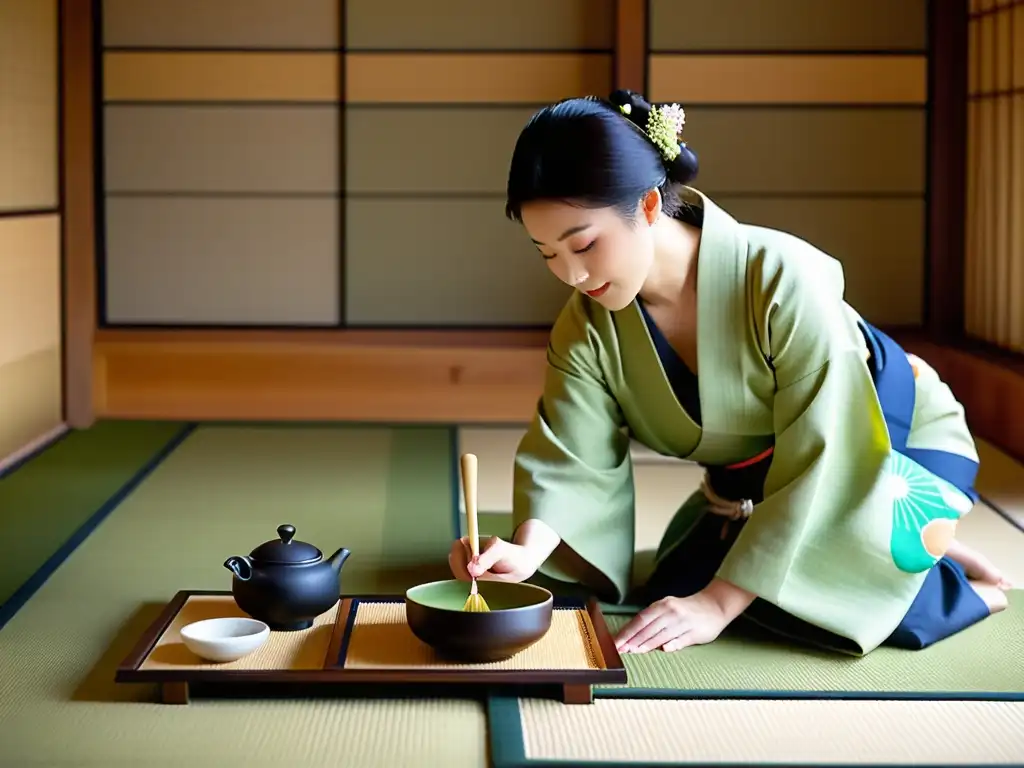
[249,525,321,564]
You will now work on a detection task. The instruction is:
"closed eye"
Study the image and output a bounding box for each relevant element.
[574,240,596,255]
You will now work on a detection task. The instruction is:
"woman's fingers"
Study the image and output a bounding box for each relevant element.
[614,602,669,650]
[632,625,685,653]
[448,538,472,581]
[661,631,693,652]
[467,536,508,578]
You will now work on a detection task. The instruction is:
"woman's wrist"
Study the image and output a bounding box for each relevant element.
[512,518,561,565]
[703,577,756,622]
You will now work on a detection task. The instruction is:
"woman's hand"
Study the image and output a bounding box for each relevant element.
[449,518,561,584]
[448,536,542,583]
[613,579,755,653]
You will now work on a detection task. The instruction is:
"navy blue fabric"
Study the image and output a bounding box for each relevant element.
[637,312,990,651]
[637,299,702,425]
[863,323,980,502]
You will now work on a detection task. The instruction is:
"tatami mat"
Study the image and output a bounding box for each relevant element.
[494,696,1024,766]
[0,424,485,768]
[456,427,1024,586]
[0,420,188,610]
[597,595,1024,696]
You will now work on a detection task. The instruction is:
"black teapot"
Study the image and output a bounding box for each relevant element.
[224,524,350,631]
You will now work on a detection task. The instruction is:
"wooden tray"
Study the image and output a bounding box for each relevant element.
[116,590,626,705]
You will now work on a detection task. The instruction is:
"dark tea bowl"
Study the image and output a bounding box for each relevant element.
[404,579,553,663]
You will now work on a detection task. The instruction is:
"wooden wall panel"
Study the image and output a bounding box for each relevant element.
[103,52,339,102]
[0,1,63,456]
[345,53,611,104]
[649,55,927,105]
[0,0,59,212]
[965,2,1024,352]
[62,0,96,427]
[0,215,62,458]
[91,330,550,423]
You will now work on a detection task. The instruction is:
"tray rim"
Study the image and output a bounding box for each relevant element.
[115,589,627,687]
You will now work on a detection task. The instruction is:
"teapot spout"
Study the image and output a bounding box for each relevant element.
[327,547,351,574]
[224,555,253,581]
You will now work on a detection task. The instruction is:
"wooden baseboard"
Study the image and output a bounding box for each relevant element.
[92,329,551,423]
[92,328,1024,464]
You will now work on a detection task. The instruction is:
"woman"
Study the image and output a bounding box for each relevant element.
[448,89,1011,656]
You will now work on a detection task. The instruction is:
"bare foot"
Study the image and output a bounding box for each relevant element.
[969,580,1009,614]
[946,539,1013,591]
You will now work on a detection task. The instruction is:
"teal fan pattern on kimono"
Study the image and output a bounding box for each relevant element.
[885,450,974,573]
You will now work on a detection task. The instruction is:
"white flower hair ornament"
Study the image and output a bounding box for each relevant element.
[619,101,687,162]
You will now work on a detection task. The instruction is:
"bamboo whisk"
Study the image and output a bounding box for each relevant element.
[461,452,490,612]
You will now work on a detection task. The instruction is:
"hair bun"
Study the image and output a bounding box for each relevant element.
[608,89,652,127]
[607,90,698,185]
[668,144,699,185]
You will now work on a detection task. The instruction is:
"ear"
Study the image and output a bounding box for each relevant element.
[639,188,662,225]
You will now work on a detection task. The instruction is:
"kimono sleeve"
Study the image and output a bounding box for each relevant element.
[714,242,925,653]
[511,296,636,603]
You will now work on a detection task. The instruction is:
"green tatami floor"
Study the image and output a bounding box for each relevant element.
[0,421,188,608]
[0,420,1021,767]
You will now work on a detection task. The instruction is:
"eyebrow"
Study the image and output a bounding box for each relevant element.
[531,224,591,246]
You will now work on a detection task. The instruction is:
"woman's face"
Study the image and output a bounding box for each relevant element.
[519,190,660,312]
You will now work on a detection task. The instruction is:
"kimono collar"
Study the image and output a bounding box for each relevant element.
[616,187,755,448]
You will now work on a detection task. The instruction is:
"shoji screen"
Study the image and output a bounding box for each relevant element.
[647,0,929,327]
[344,0,611,327]
[98,0,610,329]
[966,0,1024,351]
[100,0,342,326]
[0,0,62,457]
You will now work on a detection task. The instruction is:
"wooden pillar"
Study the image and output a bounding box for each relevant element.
[925,0,969,341]
[59,0,97,427]
[614,0,648,94]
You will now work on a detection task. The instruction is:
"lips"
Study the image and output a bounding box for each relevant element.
[585,282,610,298]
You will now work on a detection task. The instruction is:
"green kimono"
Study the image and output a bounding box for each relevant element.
[511,187,982,655]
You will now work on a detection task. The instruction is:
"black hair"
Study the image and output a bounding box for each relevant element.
[504,89,699,224]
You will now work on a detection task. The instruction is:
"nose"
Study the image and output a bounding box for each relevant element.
[568,269,590,287]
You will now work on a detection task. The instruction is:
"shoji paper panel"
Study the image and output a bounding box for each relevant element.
[343,0,613,326]
[649,0,926,51]
[99,0,340,326]
[965,2,1024,351]
[647,0,929,327]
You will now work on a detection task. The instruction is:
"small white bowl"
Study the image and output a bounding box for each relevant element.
[179,617,270,663]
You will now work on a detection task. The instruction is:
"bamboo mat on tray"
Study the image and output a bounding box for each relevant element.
[0,424,486,768]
